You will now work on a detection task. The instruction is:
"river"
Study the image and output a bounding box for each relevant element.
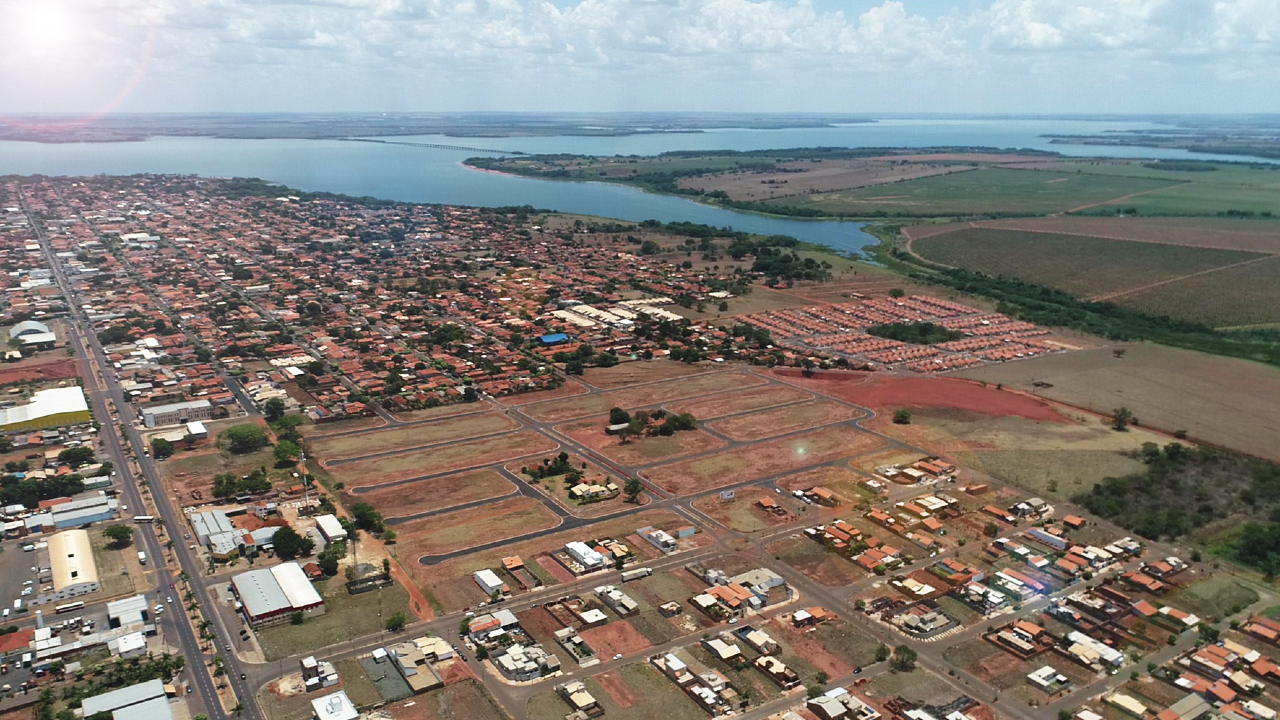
[0,118,1270,256]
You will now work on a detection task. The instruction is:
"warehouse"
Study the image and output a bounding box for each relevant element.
[231,562,325,627]
[47,529,101,600]
[49,494,120,530]
[0,387,92,432]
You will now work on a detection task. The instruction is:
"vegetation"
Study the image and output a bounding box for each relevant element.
[892,409,912,425]
[272,526,315,560]
[350,502,385,533]
[1,473,85,508]
[866,322,963,345]
[221,423,269,454]
[58,447,96,468]
[385,612,407,631]
[150,437,175,459]
[211,467,272,498]
[103,524,134,549]
[889,645,918,672]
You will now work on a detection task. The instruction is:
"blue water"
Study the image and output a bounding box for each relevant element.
[0,118,1269,256]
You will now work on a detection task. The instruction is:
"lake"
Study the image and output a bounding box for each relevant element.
[0,118,1268,256]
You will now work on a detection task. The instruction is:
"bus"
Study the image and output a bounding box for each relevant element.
[132,516,155,524]
[55,601,84,615]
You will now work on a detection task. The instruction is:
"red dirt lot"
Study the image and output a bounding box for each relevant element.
[775,370,1066,422]
[559,418,727,467]
[579,621,653,658]
[708,400,860,442]
[0,356,80,385]
[595,671,639,709]
[767,617,856,677]
[537,554,577,584]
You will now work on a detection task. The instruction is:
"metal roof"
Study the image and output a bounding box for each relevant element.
[141,399,211,415]
[271,562,322,609]
[0,387,89,427]
[8,320,49,339]
[81,679,166,716]
[232,567,292,619]
[48,529,98,591]
[113,695,175,720]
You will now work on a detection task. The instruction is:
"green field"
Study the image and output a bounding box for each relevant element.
[257,579,412,660]
[774,167,1178,216]
[1119,256,1280,328]
[1164,577,1260,621]
[1043,162,1280,217]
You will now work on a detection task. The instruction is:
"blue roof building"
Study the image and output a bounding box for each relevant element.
[539,333,569,346]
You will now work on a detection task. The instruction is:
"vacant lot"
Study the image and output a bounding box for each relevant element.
[956,343,1280,461]
[257,579,411,661]
[522,371,764,423]
[777,465,877,505]
[665,384,812,419]
[386,680,509,720]
[709,400,861,441]
[579,621,653,658]
[351,468,515,519]
[778,369,1067,421]
[913,227,1265,301]
[159,443,276,500]
[394,496,561,556]
[581,361,713,389]
[560,418,726,467]
[527,662,704,720]
[691,489,804,533]
[1165,577,1260,621]
[643,425,884,495]
[767,535,864,586]
[496,378,590,405]
[328,431,558,488]
[777,166,1178,216]
[766,616,860,677]
[390,402,497,423]
[309,413,519,459]
[404,510,686,613]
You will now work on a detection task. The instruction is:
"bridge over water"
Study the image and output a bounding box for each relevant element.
[340,137,523,155]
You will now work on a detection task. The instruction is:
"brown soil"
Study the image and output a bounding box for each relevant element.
[394,497,560,556]
[352,468,515,520]
[328,431,557,489]
[0,356,80,385]
[536,554,577,584]
[433,658,474,685]
[579,621,653,658]
[559,418,727,468]
[595,671,639,709]
[768,617,855,677]
[664,384,813,419]
[497,378,591,405]
[582,361,714,389]
[708,400,860,442]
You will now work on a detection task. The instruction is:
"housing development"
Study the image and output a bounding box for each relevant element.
[1,172,1278,720]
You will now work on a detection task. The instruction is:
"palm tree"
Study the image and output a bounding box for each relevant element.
[178,571,190,583]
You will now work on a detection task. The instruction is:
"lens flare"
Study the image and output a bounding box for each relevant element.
[0,2,158,133]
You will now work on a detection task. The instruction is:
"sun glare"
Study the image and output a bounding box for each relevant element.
[13,3,76,49]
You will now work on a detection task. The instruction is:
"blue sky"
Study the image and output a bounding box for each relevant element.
[1,0,1277,114]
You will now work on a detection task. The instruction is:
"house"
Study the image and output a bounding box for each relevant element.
[473,569,508,597]
[755,655,800,688]
[559,681,604,717]
[793,606,832,627]
[1027,665,1070,694]
[492,644,561,681]
[701,637,741,661]
[1105,693,1148,718]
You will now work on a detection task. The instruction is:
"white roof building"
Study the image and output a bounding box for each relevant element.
[565,541,604,569]
[311,690,359,720]
[314,514,346,543]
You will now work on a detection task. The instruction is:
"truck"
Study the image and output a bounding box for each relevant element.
[621,567,652,582]
[137,551,147,566]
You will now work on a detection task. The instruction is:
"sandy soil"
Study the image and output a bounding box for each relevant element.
[580,621,653,658]
[708,400,860,442]
[664,385,813,419]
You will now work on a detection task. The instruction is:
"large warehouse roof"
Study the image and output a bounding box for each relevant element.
[48,529,98,591]
[271,562,323,609]
[9,320,49,339]
[232,562,323,620]
[0,386,90,427]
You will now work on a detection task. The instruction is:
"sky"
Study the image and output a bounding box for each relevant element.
[0,0,1277,115]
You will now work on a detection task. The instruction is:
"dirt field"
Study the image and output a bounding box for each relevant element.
[677,159,973,201]
[521,371,765,423]
[350,468,515,519]
[0,356,80,385]
[691,488,803,533]
[903,215,1280,254]
[581,361,713,389]
[386,680,509,720]
[309,412,519,460]
[389,401,499,423]
[708,400,861,442]
[496,378,590,405]
[595,671,639,708]
[579,621,653,657]
[766,616,857,677]
[777,369,1068,422]
[299,415,387,437]
[955,343,1280,461]
[642,425,885,495]
[394,496,560,556]
[404,510,686,613]
[559,418,727,467]
[159,442,276,500]
[776,465,876,505]
[326,431,558,488]
[767,535,865,586]
[664,384,813,419]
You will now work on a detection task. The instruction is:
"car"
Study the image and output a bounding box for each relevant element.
[854,666,862,675]
[240,673,246,680]
[20,588,32,597]
[613,654,622,660]
[169,583,175,589]
[166,596,172,604]
[184,534,190,540]
[122,505,128,511]
[728,618,738,624]
[22,580,32,586]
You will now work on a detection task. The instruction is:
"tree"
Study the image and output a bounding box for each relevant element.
[273,440,300,465]
[888,288,906,298]
[624,477,644,503]
[263,397,286,422]
[609,407,632,426]
[386,612,407,632]
[222,424,268,454]
[383,529,398,544]
[290,611,305,626]
[983,522,998,538]
[272,526,315,559]
[892,409,912,425]
[350,503,385,532]
[475,645,490,660]
[890,645,917,672]
[103,524,134,549]
[462,386,479,403]
[1111,406,1133,431]
[874,644,891,662]
[57,446,96,468]
[150,437,175,459]
[718,301,729,312]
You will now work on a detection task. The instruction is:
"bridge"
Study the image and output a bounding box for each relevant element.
[339,137,523,154]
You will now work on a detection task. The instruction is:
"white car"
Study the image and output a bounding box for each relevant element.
[613,654,622,660]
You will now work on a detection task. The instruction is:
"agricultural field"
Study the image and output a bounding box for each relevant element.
[1118,255,1280,327]
[307,412,519,459]
[392,496,561,556]
[912,228,1267,302]
[521,371,763,423]
[904,215,1280,253]
[676,158,975,201]
[707,400,861,441]
[663,384,812,419]
[558,417,727,467]
[641,425,884,495]
[775,167,1178,216]
[325,431,558,488]
[350,468,515,520]
[955,343,1280,462]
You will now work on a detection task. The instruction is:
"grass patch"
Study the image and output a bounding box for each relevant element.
[1164,577,1259,621]
[334,659,382,707]
[88,526,136,599]
[257,579,411,660]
